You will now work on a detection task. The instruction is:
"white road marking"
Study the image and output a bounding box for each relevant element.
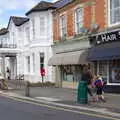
[35,97,61,101]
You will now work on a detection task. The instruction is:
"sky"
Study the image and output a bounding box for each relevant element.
[0,0,58,28]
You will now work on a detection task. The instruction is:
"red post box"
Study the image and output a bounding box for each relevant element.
[40,68,45,76]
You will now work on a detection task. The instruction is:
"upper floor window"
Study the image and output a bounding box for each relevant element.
[32,19,35,38]
[25,26,30,43]
[12,32,15,44]
[60,15,67,37]
[40,17,45,36]
[75,8,83,34]
[109,0,120,26]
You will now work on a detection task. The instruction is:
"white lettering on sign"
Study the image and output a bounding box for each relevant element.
[101,34,117,42]
[95,30,120,45]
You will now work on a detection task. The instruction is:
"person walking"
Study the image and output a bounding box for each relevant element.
[81,65,95,101]
[94,75,106,102]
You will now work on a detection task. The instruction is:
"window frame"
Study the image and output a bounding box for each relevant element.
[40,16,46,36]
[25,26,30,43]
[108,0,120,26]
[32,19,35,38]
[26,56,30,73]
[60,15,67,37]
[75,7,84,35]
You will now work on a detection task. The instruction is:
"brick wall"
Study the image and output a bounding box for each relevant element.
[95,0,105,30]
[53,0,106,42]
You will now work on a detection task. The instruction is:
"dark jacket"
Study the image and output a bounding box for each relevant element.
[81,71,93,85]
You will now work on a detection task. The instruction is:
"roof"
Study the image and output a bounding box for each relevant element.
[26,1,56,15]
[54,0,73,9]
[0,28,8,35]
[10,16,29,26]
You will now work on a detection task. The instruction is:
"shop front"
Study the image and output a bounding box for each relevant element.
[88,29,120,93]
[48,36,90,88]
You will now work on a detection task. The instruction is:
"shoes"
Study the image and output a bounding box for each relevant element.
[101,99,106,102]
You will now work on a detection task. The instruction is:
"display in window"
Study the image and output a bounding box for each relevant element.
[112,68,120,83]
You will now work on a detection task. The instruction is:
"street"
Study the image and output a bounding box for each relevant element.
[0,95,117,120]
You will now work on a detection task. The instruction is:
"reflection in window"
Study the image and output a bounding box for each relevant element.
[75,8,83,34]
[60,15,66,37]
[110,0,120,25]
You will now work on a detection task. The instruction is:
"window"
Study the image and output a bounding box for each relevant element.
[40,17,45,36]
[12,32,15,44]
[98,61,108,82]
[75,8,83,34]
[40,53,44,69]
[32,53,35,72]
[109,0,120,25]
[109,60,120,83]
[60,15,66,37]
[32,19,35,38]
[25,27,30,43]
[26,56,30,73]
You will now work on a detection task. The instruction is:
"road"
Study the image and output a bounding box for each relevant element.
[0,95,118,120]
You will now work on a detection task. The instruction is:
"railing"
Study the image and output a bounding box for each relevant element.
[0,44,17,48]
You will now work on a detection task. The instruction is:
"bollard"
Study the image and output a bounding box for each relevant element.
[3,79,8,90]
[25,81,30,97]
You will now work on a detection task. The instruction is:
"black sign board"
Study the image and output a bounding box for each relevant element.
[90,30,120,45]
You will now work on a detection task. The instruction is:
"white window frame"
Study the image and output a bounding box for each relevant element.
[60,15,67,37]
[25,26,30,44]
[32,19,35,38]
[75,7,84,34]
[26,56,30,73]
[12,32,15,44]
[32,53,35,73]
[40,16,46,36]
[108,0,120,26]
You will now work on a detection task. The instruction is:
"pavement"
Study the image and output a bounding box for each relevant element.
[0,82,120,119]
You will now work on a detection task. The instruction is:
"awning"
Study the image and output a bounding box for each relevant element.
[48,50,88,66]
[88,42,120,61]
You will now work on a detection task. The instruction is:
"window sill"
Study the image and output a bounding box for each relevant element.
[108,22,120,28]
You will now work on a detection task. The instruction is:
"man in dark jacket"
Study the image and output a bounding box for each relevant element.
[81,65,93,97]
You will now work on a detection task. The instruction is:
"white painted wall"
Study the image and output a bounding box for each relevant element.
[22,11,53,83]
[0,9,54,83]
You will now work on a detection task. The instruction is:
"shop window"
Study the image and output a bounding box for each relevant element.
[109,60,120,83]
[98,61,107,82]
[93,61,97,75]
[61,65,82,82]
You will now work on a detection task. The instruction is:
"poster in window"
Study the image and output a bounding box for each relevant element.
[112,68,120,83]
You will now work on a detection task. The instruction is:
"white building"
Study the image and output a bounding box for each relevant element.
[0,1,55,83]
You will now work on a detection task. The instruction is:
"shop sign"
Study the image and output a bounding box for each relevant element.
[91,30,120,45]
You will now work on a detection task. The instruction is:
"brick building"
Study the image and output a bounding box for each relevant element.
[49,0,96,88]
[88,0,120,93]
[49,0,120,92]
